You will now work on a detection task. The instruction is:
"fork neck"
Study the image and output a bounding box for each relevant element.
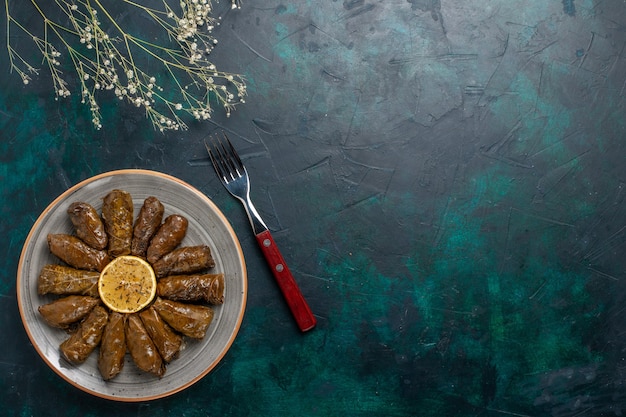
[240,195,268,235]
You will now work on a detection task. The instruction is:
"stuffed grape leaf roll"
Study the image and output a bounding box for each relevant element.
[60,305,108,364]
[139,306,183,363]
[152,297,214,339]
[131,196,164,258]
[37,264,99,297]
[126,314,165,377]
[102,189,134,257]
[98,312,127,380]
[157,273,225,305]
[38,295,100,329]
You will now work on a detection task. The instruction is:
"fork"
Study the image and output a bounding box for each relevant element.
[205,132,316,332]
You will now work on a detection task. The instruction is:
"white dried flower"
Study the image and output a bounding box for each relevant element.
[7,0,247,132]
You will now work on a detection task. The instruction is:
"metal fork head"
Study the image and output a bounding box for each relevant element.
[205,131,268,233]
[205,131,247,185]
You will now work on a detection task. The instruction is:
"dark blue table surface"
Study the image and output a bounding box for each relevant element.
[1,0,625,415]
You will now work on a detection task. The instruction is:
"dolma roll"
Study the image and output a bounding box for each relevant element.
[139,306,183,363]
[98,312,127,380]
[131,196,164,258]
[101,189,133,257]
[157,273,225,305]
[37,264,100,297]
[152,297,214,339]
[38,295,100,329]
[60,305,108,363]
[146,214,188,263]
[67,201,108,250]
[47,234,110,272]
[152,245,215,278]
[126,314,165,377]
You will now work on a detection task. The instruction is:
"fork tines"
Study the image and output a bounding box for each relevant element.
[205,132,244,182]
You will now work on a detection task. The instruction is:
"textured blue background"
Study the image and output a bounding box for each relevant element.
[1,0,625,415]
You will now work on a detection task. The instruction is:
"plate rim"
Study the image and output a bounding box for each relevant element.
[16,169,247,402]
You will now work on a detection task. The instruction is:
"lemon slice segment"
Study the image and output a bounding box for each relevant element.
[98,256,157,314]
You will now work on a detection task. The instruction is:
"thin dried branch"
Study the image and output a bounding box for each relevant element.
[5,0,246,131]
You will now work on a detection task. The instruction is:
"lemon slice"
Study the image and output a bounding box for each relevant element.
[98,256,157,314]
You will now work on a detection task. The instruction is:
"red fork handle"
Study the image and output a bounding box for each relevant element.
[255,230,316,332]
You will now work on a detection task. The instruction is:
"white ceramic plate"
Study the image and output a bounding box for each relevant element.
[17,170,247,401]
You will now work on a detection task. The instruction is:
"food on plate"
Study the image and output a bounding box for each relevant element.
[67,202,108,250]
[146,214,188,263]
[47,234,111,272]
[98,312,127,380]
[37,190,225,381]
[152,297,214,339]
[157,273,225,305]
[38,295,100,328]
[37,264,99,297]
[139,306,183,363]
[152,245,215,278]
[101,189,134,257]
[126,314,165,377]
[60,305,108,363]
[131,196,164,257]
